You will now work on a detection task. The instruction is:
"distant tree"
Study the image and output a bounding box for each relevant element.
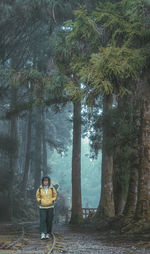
[0,0,77,221]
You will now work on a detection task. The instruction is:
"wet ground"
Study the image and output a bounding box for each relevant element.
[0,223,150,254]
[53,224,150,254]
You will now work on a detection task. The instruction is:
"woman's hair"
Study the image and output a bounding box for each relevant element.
[42,176,51,186]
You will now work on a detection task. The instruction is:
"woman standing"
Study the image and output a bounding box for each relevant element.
[36,176,57,240]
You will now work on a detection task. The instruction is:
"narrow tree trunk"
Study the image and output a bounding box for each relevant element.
[34,107,42,190]
[136,97,150,220]
[22,110,32,193]
[97,95,115,217]
[17,118,26,174]
[8,88,18,221]
[70,102,82,224]
[42,111,48,176]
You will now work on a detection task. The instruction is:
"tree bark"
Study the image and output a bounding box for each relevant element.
[123,148,139,217]
[22,110,32,193]
[70,102,82,224]
[42,111,48,176]
[8,87,18,221]
[97,94,115,217]
[34,107,42,190]
[136,97,150,220]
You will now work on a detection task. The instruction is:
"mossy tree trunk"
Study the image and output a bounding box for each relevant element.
[97,95,115,217]
[70,102,82,224]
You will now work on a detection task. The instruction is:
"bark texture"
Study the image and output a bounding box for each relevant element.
[34,107,42,190]
[98,95,115,217]
[124,148,139,217]
[70,102,82,224]
[42,111,48,176]
[136,97,150,220]
[22,110,32,193]
[8,87,18,221]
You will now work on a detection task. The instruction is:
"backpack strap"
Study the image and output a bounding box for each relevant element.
[50,187,53,197]
[39,187,42,204]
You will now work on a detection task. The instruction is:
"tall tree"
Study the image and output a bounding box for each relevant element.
[97,95,115,216]
[63,1,148,218]
[136,79,150,220]
[22,110,32,193]
[8,86,18,220]
[70,101,82,223]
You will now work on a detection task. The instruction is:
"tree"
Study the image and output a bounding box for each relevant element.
[70,101,82,223]
[22,110,32,194]
[0,0,77,220]
[62,1,148,218]
[97,94,115,216]
[136,77,150,220]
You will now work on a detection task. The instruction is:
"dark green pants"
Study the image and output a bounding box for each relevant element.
[40,208,54,234]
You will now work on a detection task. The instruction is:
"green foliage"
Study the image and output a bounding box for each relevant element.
[66,6,99,52]
[121,0,145,20]
[78,45,145,104]
[65,81,83,102]
[46,70,69,98]
[61,0,150,102]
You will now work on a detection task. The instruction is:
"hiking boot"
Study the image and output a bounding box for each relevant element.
[41,233,45,240]
[45,233,50,239]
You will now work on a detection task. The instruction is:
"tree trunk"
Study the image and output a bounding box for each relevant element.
[136,97,150,220]
[17,118,26,174]
[42,111,48,176]
[97,94,115,217]
[123,148,139,217]
[70,102,82,224]
[22,110,32,193]
[114,177,126,215]
[34,107,42,190]
[8,87,18,221]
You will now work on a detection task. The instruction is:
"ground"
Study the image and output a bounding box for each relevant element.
[54,224,150,254]
[0,222,150,253]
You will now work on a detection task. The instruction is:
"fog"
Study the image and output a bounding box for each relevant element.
[50,137,101,209]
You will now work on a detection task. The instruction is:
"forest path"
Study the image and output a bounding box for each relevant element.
[0,223,150,254]
[0,223,53,254]
[53,224,150,254]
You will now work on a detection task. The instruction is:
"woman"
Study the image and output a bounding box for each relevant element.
[36,176,57,240]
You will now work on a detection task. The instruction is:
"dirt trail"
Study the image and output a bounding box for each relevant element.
[53,225,150,254]
[0,223,150,254]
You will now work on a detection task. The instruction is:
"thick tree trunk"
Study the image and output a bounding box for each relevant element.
[70,102,82,224]
[97,95,115,217]
[114,179,126,215]
[123,148,139,217]
[136,97,150,220]
[22,110,32,193]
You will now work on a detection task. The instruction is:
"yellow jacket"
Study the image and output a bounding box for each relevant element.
[36,186,57,207]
